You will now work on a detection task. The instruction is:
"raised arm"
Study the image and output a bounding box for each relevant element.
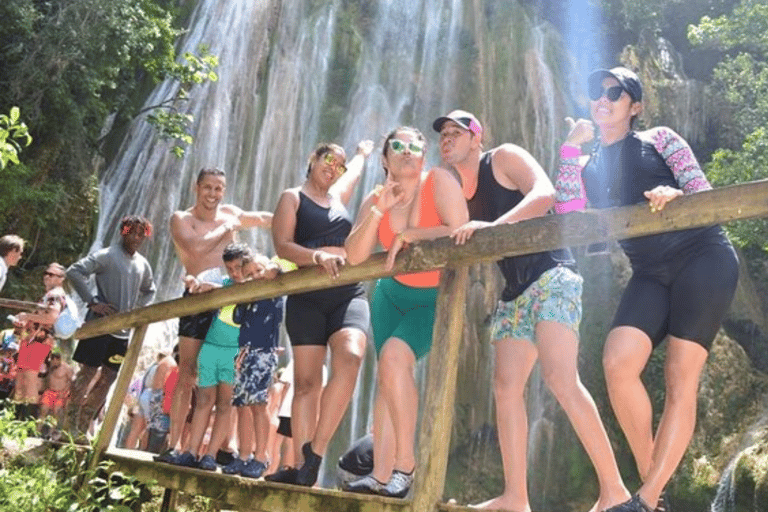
[453,144,555,245]
[555,117,594,214]
[330,139,374,206]
[490,144,555,224]
[170,211,235,259]
[345,181,406,265]
[234,207,273,230]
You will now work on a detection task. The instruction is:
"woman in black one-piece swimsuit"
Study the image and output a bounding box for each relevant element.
[269,139,373,487]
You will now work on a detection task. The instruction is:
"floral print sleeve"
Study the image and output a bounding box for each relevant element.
[555,144,587,213]
[645,127,711,194]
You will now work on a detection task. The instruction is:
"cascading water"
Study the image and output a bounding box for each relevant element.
[94,0,577,501]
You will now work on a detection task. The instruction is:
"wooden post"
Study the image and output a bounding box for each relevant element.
[160,488,177,512]
[410,266,469,512]
[88,323,149,472]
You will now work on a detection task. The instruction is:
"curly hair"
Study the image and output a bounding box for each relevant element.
[119,215,153,237]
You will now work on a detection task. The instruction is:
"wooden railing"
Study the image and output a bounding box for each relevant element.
[86,179,768,512]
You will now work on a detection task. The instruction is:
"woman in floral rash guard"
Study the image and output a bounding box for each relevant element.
[555,66,738,512]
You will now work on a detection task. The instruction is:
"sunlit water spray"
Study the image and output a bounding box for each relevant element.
[94,0,576,492]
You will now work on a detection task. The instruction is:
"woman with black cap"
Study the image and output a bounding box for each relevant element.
[556,67,739,512]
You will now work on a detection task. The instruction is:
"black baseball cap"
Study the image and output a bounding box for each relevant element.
[588,67,643,102]
[432,110,483,135]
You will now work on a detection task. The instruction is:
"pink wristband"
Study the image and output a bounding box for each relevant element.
[560,144,581,158]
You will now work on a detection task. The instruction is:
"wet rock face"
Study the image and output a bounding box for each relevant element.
[675,333,768,511]
[722,319,768,375]
[723,246,768,375]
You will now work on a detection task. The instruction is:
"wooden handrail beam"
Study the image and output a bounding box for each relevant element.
[74,179,768,340]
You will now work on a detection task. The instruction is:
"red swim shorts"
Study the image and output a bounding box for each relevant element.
[41,388,69,409]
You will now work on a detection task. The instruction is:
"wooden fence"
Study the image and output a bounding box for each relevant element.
[79,179,768,512]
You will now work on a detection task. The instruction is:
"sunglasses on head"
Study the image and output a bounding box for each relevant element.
[389,139,425,156]
[44,271,64,278]
[589,85,624,102]
[323,153,346,174]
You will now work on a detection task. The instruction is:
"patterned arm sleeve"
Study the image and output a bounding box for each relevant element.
[554,144,587,213]
[649,127,711,194]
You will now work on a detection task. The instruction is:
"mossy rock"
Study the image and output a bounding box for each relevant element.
[731,440,768,512]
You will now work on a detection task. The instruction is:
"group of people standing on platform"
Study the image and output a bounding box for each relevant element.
[0,65,739,512]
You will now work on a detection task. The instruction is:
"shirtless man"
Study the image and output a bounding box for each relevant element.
[156,167,272,463]
[40,353,74,428]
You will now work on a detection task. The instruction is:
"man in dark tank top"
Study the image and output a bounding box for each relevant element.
[433,111,630,512]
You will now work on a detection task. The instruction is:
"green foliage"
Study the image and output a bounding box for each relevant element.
[601,0,737,41]
[0,407,152,511]
[689,1,768,141]
[0,0,179,175]
[0,0,217,271]
[688,1,768,249]
[705,127,768,249]
[0,106,32,169]
[143,48,219,157]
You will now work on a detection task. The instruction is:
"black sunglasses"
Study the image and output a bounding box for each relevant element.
[589,85,624,102]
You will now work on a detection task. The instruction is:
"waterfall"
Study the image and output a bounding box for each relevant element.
[711,455,739,512]
[709,407,768,512]
[94,0,575,497]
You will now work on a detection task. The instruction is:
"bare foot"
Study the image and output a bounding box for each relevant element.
[469,495,530,512]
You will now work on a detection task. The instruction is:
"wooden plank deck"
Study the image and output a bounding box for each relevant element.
[105,447,410,512]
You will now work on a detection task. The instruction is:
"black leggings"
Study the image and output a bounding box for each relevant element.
[613,241,738,350]
[286,284,370,346]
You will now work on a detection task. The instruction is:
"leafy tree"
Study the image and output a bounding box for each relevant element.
[0,0,216,272]
[0,106,31,169]
[689,0,768,141]
[689,0,768,250]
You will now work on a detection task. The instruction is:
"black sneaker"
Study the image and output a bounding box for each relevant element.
[655,490,670,512]
[154,448,180,464]
[343,475,386,495]
[242,459,268,479]
[197,454,218,471]
[380,469,413,499]
[295,442,322,486]
[265,466,299,484]
[215,449,236,466]
[221,457,248,476]
[172,451,199,468]
[605,495,655,512]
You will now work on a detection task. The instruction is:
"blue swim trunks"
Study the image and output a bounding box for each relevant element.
[490,266,583,343]
[232,347,278,406]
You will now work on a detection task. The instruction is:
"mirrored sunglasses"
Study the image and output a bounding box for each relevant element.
[389,139,425,156]
[323,153,346,174]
